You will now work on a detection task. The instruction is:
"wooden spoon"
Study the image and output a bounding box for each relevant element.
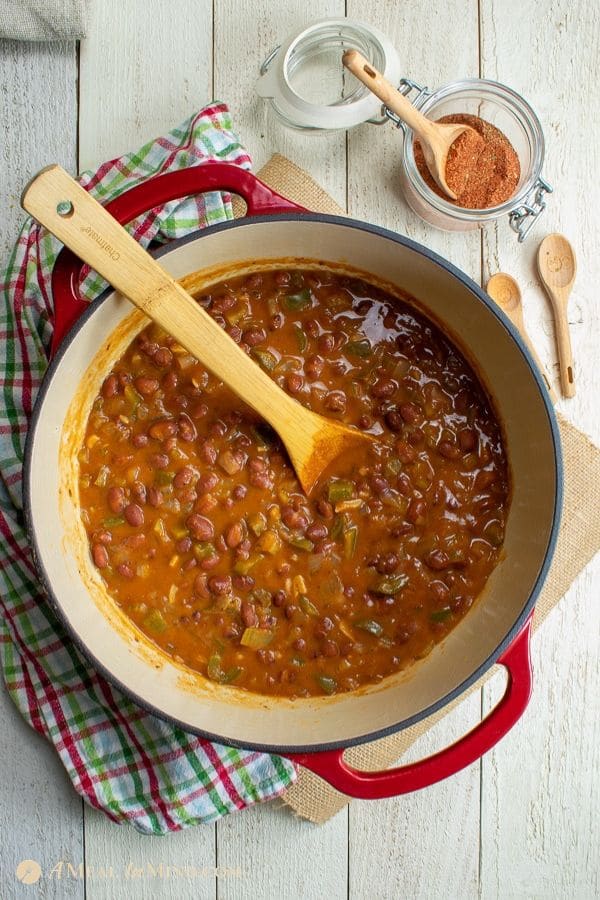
[486,273,557,404]
[342,49,473,201]
[537,233,577,398]
[21,164,371,494]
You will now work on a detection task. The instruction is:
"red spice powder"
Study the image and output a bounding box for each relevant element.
[414,113,520,209]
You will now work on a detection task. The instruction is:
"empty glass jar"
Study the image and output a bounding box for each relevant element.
[257,18,552,240]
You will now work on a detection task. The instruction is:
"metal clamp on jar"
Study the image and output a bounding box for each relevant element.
[256,18,552,241]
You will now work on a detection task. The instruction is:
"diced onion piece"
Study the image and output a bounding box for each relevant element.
[153,519,171,544]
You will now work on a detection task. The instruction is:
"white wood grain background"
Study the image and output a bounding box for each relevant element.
[1,1,598,898]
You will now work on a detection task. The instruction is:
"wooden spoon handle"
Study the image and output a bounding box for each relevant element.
[342,50,432,140]
[549,295,576,398]
[21,164,300,426]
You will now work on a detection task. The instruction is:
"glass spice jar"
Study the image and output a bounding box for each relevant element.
[256,19,552,241]
[393,78,552,241]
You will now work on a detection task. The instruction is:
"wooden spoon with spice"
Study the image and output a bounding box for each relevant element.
[486,273,558,403]
[342,49,476,201]
[537,233,577,398]
[22,164,372,496]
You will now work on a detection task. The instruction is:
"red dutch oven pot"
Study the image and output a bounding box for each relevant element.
[24,163,562,799]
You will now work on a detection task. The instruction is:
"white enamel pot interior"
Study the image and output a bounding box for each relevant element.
[25,214,562,753]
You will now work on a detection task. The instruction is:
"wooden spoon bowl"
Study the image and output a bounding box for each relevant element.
[537,233,577,398]
[486,272,557,403]
[21,165,371,495]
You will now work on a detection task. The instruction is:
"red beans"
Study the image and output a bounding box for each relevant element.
[208,574,232,595]
[227,325,242,343]
[281,506,308,530]
[124,503,144,527]
[173,466,195,489]
[92,543,109,568]
[212,292,236,313]
[107,486,125,514]
[197,472,220,494]
[101,373,119,398]
[148,418,177,441]
[162,371,178,391]
[324,391,346,413]
[190,402,209,420]
[225,521,244,548]
[305,354,324,380]
[153,347,173,368]
[314,617,334,638]
[371,475,390,495]
[140,340,159,358]
[407,498,427,525]
[318,333,335,353]
[375,552,400,574]
[150,453,170,470]
[385,410,404,432]
[177,414,197,442]
[400,402,422,424]
[200,442,217,465]
[79,268,508,701]
[131,482,147,504]
[134,376,159,396]
[437,440,461,460]
[459,429,477,452]
[241,601,258,627]
[317,499,334,519]
[371,378,396,399]
[147,486,163,508]
[429,580,450,601]
[193,573,210,598]
[424,549,451,570]
[248,459,273,490]
[186,514,214,541]
[306,522,328,542]
[286,373,304,394]
[242,327,267,346]
[396,440,416,464]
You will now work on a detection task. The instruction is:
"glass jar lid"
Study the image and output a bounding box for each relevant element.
[256,18,401,131]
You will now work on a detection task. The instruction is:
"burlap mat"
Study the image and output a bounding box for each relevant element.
[248,154,600,824]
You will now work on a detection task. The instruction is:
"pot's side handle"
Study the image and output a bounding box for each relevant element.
[49,163,306,357]
[285,615,533,799]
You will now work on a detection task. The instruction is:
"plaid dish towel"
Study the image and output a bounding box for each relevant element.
[0,102,296,835]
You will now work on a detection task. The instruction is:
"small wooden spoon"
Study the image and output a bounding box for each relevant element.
[21,164,371,494]
[342,49,473,201]
[537,233,577,398]
[486,273,557,404]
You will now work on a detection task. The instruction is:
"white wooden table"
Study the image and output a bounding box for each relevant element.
[1,2,599,898]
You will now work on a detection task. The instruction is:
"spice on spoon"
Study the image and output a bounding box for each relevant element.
[414,113,520,209]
